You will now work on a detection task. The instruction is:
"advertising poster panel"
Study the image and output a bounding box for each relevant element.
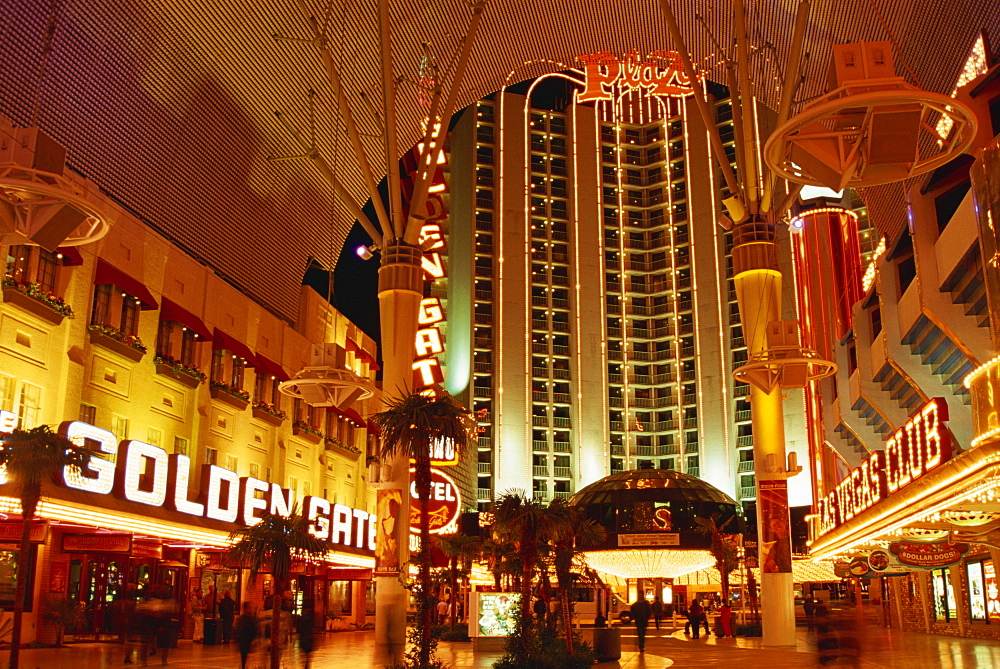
[375,488,403,575]
[759,480,792,573]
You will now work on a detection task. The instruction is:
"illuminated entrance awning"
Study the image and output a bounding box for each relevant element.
[582,549,715,580]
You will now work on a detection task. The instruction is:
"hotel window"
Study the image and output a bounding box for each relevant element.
[146,428,162,449]
[111,415,129,441]
[91,284,142,336]
[5,245,61,292]
[254,372,281,406]
[173,436,188,456]
[179,330,199,365]
[17,383,41,428]
[230,356,245,389]
[0,375,15,412]
[225,454,238,472]
[204,447,217,466]
[249,462,260,479]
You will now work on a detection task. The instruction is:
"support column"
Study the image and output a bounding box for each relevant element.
[374,242,424,660]
[732,219,796,646]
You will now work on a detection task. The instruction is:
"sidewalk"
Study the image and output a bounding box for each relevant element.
[7,624,1000,668]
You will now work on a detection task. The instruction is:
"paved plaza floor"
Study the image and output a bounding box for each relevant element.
[6,623,1000,668]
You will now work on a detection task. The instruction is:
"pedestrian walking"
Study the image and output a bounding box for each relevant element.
[189,587,205,643]
[719,602,733,638]
[630,598,652,652]
[234,602,259,669]
[803,596,816,625]
[686,601,705,639]
[651,598,663,630]
[297,603,316,669]
[533,596,547,623]
[219,590,236,643]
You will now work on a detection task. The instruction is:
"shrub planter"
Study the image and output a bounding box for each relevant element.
[210,385,249,411]
[89,329,145,362]
[292,424,323,443]
[2,286,67,325]
[252,405,285,426]
[155,362,202,388]
[325,440,362,461]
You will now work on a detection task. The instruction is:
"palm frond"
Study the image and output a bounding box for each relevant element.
[370,392,472,461]
[226,508,328,582]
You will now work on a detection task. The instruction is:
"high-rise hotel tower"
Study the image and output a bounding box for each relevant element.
[445,71,812,511]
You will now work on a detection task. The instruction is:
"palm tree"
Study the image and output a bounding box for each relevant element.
[548,498,606,656]
[226,510,327,669]
[370,392,471,668]
[0,424,95,669]
[695,514,739,602]
[434,533,481,626]
[490,492,554,630]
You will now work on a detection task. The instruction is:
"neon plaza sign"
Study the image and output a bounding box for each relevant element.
[818,398,952,536]
[576,50,702,103]
[0,419,378,554]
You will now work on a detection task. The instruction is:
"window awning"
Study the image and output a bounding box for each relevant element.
[212,329,257,366]
[95,259,159,310]
[56,247,84,266]
[328,405,366,426]
[346,338,376,365]
[159,298,213,340]
[254,354,289,381]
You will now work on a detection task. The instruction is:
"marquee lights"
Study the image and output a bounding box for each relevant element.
[818,398,952,536]
[581,548,716,579]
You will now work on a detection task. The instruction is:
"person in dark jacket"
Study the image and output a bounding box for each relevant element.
[297,604,316,668]
[218,591,237,643]
[651,598,664,629]
[687,602,705,639]
[630,598,652,652]
[234,602,259,669]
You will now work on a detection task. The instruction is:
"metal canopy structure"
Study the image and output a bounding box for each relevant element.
[0,1,997,321]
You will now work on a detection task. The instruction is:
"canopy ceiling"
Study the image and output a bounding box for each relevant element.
[0,1,995,322]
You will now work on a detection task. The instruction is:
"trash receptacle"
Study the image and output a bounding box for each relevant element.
[592,627,621,661]
[203,617,220,645]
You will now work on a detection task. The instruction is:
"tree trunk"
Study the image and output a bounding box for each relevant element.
[560,587,574,656]
[270,577,284,669]
[519,525,535,632]
[9,486,39,669]
[448,556,458,627]
[416,454,433,667]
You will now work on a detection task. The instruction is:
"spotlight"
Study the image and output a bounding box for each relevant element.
[356,245,375,260]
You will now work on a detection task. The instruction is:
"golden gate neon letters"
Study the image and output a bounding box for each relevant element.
[56,420,376,553]
[818,398,952,536]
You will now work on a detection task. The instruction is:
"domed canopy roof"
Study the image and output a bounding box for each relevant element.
[570,468,737,507]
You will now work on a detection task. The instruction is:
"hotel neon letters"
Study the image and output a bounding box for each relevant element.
[56,420,376,554]
[576,50,701,102]
[818,398,952,536]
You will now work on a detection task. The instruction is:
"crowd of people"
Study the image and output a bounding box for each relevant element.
[628,597,737,650]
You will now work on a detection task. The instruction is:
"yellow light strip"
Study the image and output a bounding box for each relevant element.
[790,207,859,232]
[684,99,707,472]
[964,354,1000,389]
[0,496,374,567]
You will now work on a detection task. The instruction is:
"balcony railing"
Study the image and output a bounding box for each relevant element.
[477,462,492,474]
[532,440,549,451]
[553,442,571,452]
[533,465,549,477]
[737,461,755,473]
[477,488,493,500]
[740,486,756,499]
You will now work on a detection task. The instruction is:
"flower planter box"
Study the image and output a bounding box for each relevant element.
[210,386,249,411]
[325,441,362,462]
[89,329,145,362]
[292,425,323,443]
[155,362,202,389]
[252,406,285,426]
[2,286,66,326]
